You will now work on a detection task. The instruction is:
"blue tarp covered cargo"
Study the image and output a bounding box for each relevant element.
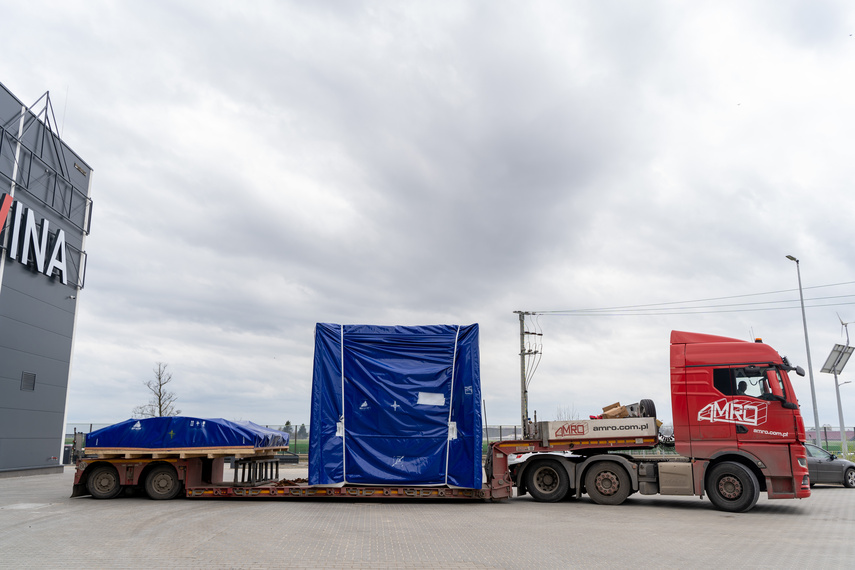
[85,417,289,450]
[309,323,482,488]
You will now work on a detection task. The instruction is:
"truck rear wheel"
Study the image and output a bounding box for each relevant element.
[706,462,759,513]
[145,465,183,500]
[584,462,631,505]
[87,465,122,499]
[525,459,569,502]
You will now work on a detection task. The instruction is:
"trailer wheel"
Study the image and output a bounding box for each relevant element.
[87,465,122,499]
[639,399,656,418]
[525,459,569,502]
[145,465,183,500]
[706,461,759,513]
[584,462,631,505]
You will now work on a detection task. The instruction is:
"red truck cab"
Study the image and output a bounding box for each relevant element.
[670,331,811,507]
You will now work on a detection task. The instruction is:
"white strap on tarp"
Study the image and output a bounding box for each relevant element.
[444,325,461,485]
[340,324,347,484]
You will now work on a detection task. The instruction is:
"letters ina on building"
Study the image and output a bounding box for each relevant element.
[1,193,72,285]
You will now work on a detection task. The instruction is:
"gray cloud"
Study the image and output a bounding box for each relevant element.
[2,1,853,429]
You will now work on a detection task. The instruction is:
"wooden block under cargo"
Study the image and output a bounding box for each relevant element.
[602,405,629,419]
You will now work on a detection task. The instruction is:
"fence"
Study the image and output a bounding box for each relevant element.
[806,428,855,455]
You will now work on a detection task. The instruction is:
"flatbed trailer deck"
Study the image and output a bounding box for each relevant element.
[186,484,494,500]
[73,417,659,502]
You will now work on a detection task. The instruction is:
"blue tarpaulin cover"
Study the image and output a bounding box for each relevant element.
[85,417,289,449]
[309,323,482,488]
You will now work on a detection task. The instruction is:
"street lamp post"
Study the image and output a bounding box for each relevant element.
[833,376,850,455]
[786,255,821,447]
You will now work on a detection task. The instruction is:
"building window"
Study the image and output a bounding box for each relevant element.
[21,372,36,391]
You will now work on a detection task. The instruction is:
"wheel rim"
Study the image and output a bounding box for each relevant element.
[718,474,742,499]
[533,467,559,493]
[151,473,175,494]
[594,471,620,496]
[93,471,117,493]
[847,470,855,487]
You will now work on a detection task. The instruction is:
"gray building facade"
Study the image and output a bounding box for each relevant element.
[0,82,93,476]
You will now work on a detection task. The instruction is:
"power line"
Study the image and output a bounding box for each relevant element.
[559,294,855,315]
[532,281,855,317]
[548,300,855,317]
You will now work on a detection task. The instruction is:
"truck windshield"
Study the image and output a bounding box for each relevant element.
[734,368,771,399]
[714,366,786,400]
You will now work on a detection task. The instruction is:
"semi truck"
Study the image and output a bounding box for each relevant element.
[72,329,811,512]
[497,330,811,512]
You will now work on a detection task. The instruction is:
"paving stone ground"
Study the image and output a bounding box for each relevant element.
[0,465,852,569]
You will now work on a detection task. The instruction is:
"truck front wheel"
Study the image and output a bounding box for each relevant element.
[706,462,760,512]
[145,465,183,500]
[584,462,631,505]
[87,465,122,499]
[525,459,569,502]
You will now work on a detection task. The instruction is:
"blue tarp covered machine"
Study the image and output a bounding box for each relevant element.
[309,323,482,488]
[85,417,289,450]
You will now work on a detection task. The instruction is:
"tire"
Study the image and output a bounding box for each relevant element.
[145,465,183,500]
[844,467,855,489]
[584,462,631,505]
[525,459,569,502]
[639,399,656,418]
[706,461,760,513]
[86,465,122,499]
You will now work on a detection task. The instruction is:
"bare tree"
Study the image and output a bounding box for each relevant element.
[132,362,181,418]
[554,404,579,421]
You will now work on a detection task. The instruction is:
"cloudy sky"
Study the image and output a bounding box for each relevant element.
[3,1,855,430]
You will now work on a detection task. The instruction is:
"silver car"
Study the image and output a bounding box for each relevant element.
[804,443,855,488]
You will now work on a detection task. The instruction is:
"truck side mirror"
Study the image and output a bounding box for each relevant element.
[795,366,805,377]
[782,401,798,410]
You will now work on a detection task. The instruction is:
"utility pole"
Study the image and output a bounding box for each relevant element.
[514,311,541,439]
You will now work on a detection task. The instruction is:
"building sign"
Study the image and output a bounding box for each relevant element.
[1,192,69,285]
